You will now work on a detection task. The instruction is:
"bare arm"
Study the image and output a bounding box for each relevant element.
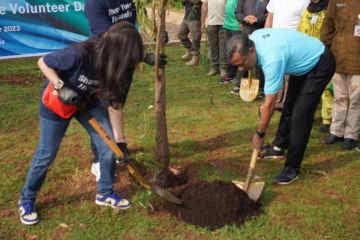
[108,105,126,143]
[264,12,273,28]
[201,2,208,31]
[37,57,63,87]
[252,93,277,151]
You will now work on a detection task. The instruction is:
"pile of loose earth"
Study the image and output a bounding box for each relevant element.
[159,180,260,230]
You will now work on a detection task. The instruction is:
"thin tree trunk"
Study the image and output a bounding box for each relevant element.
[154,0,169,186]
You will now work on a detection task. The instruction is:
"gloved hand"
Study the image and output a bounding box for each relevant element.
[58,86,81,105]
[116,142,132,166]
[143,52,167,68]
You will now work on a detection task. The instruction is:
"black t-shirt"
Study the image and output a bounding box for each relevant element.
[40,44,131,119]
[183,0,202,21]
[85,0,137,37]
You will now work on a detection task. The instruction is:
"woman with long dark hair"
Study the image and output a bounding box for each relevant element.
[19,22,145,225]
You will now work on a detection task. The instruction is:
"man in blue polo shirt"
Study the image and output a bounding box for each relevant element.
[227,29,336,184]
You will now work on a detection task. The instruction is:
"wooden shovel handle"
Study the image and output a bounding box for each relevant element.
[87,116,152,190]
[244,149,259,192]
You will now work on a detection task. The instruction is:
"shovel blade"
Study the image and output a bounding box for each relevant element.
[232,180,265,202]
[239,78,259,102]
[150,183,183,204]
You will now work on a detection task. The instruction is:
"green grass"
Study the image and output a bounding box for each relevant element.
[1,46,359,240]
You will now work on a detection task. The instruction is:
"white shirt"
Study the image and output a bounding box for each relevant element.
[267,0,310,30]
[202,0,225,25]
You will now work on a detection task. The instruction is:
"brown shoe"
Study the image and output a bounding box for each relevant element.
[207,68,219,76]
[185,55,199,66]
[181,49,191,61]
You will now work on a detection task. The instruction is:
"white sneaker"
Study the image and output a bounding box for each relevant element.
[91,162,100,182]
[18,201,39,225]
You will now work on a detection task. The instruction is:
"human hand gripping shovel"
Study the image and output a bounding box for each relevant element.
[77,105,182,205]
[239,69,259,102]
[233,149,265,202]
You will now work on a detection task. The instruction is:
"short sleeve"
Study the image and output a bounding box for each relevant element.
[263,60,286,94]
[43,47,81,72]
[266,0,275,13]
[85,0,111,37]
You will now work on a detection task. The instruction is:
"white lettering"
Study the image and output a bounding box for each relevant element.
[0,6,5,15]
[9,4,17,14]
[120,3,131,10]
[58,4,64,12]
[74,1,83,12]
[51,4,58,12]
[8,2,73,15]
[18,6,25,14]
[0,39,5,44]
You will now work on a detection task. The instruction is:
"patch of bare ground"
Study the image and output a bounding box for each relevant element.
[0,74,39,85]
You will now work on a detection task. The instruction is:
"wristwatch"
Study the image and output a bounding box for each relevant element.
[53,79,64,91]
[256,130,265,138]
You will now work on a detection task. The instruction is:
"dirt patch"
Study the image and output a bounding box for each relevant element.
[164,166,189,188]
[158,180,260,230]
[0,74,38,85]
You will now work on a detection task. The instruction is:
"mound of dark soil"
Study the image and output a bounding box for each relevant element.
[160,180,260,230]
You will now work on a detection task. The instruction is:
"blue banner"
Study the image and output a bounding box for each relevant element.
[0,0,89,59]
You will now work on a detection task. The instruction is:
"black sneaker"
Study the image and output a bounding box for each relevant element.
[230,87,240,94]
[324,134,344,144]
[274,166,299,185]
[260,144,285,160]
[256,92,265,100]
[341,138,357,150]
[319,124,330,133]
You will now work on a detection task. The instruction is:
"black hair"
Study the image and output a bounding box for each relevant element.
[88,22,144,108]
[226,33,255,59]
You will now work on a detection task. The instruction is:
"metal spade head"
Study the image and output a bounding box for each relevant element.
[150,182,183,204]
[232,180,265,202]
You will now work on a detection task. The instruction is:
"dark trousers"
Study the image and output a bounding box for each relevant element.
[177,20,201,55]
[272,47,336,169]
[207,25,227,70]
[224,29,241,79]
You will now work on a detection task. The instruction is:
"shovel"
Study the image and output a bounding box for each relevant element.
[239,69,259,102]
[78,106,182,205]
[233,149,265,202]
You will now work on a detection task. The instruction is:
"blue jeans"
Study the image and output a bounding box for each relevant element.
[20,106,116,204]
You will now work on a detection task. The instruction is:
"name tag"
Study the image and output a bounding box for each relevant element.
[311,15,318,24]
[355,25,360,37]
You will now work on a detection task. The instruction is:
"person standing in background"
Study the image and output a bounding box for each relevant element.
[297,0,332,133]
[201,0,229,82]
[321,0,360,150]
[233,0,268,94]
[178,0,203,66]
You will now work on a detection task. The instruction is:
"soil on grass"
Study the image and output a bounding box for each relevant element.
[159,180,260,230]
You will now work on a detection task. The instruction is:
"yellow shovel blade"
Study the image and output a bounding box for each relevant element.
[239,78,259,102]
[232,180,265,202]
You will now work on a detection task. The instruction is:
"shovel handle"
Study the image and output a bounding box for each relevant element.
[244,149,259,192]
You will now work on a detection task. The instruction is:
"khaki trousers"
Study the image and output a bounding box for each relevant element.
[330,73,360,140]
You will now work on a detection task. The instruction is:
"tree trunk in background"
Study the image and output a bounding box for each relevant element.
[154,0,169,186]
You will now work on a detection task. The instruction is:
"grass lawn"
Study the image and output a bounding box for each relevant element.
[0,45,359,240]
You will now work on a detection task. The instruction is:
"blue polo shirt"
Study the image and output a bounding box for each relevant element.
[250,29,325,94]
[85,0,137,37]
